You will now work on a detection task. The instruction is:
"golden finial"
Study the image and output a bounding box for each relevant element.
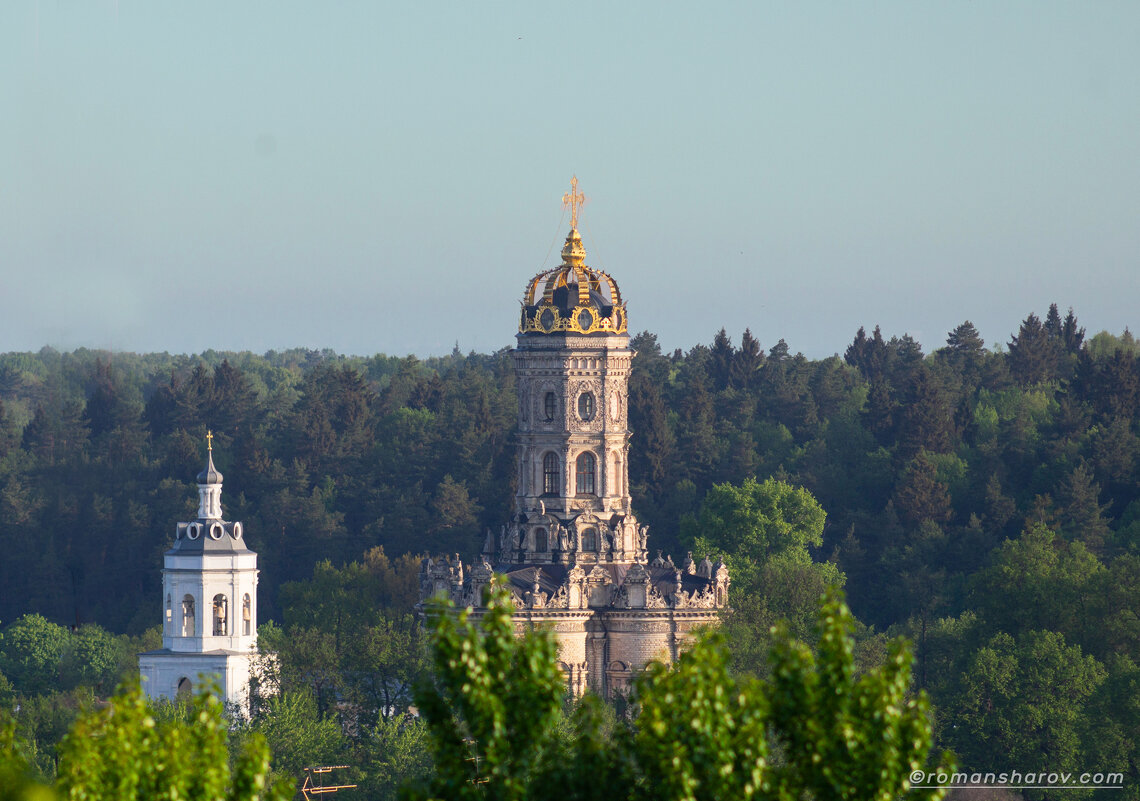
[562,176,586,229]
[206,430,214,451]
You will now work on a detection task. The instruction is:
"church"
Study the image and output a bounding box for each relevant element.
[422,179,729,697]
[138,436,260,712]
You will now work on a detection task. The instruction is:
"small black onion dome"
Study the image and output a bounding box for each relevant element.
[197,450,223,485]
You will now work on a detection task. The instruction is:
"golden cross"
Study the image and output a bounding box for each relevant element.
[562,175,585,228]
[206,430,214,451]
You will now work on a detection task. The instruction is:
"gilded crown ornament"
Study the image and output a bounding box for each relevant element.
[519,178,628,336]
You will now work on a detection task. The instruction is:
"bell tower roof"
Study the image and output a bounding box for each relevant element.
[169,434,251,555]
[196,431,223,485]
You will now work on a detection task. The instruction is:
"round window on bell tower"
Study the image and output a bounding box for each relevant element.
[578,392,595,421]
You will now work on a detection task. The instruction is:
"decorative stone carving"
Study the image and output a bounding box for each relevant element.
[646,581,668,609]
[607,389,623,424]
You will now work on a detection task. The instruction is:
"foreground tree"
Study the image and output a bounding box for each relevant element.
[415,580,952,801]
[55,681,294,801]
[0,680,293,801]
[412,577,564,801]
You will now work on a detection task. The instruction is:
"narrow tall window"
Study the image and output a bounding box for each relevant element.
[534,528,548,552]
[165,594,172,630]
[576,451,596,495]
[544,392,557,421]
[213,594,228,636]
[181,595,195,637]
[582,527,598,551]
[543,453,560,495]
[242,593,252,636]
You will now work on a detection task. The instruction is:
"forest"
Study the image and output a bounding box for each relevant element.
[0,303,1138,797]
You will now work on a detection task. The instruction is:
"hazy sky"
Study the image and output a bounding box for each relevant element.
[2,2,1138,359]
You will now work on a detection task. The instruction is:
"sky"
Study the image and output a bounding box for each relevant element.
[2,2,1138,359]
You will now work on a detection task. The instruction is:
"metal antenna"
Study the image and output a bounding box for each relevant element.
[301,766,357,799]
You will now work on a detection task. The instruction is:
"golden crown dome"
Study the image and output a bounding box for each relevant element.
[519,179,628,336]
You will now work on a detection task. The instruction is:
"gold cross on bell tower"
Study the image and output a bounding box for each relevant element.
[563,176,586,229]
[206,430,214,451]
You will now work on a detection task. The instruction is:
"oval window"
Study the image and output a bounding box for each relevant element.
[578,392,595,421]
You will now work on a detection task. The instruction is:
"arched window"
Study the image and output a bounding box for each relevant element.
[576,451,596,495]
[212,594,228,636]
[534,528,548,552]
[177,677,192,698]
[181,595,195,637]
[578,392,595,421]
[581,527,598,551]
[544,392,557,421]
[543,453,560,495]
[242,594,252,636]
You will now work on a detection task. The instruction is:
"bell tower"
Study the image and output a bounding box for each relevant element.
[139,434,260,712]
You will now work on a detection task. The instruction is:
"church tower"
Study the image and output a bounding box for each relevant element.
[423,180,728,697]
[508,176,644,566]
[139,435,260,712]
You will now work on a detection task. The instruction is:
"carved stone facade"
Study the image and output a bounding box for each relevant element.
[421,193,728,697]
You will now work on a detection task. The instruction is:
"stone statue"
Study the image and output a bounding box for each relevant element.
[509,526,521,551]
[638,524,649,551]
[557,524,571,552]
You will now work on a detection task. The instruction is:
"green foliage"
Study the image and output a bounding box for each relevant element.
[411,577,564,801]
[249,692,346,782]
[270,549,426,722]
[633,634,769,801]
[682,477,827,592]
[0,616,69,697]
[0,714,52,801]
[57,625,124,696]
[54,680,293,801]
[356,714,433,801]
[943,630,1105,785]
[766,591,953,801]
[415,585,949,801]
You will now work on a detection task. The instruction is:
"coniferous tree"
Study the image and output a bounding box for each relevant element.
[1061,307,1086,353]
[1008,311,1061,385]
[897,366,955,458]
[1056,463,1112,554]
[730,328,763,390]
[710,328,735,391]
[894,453,953,527]
[1044,302,1064,339]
